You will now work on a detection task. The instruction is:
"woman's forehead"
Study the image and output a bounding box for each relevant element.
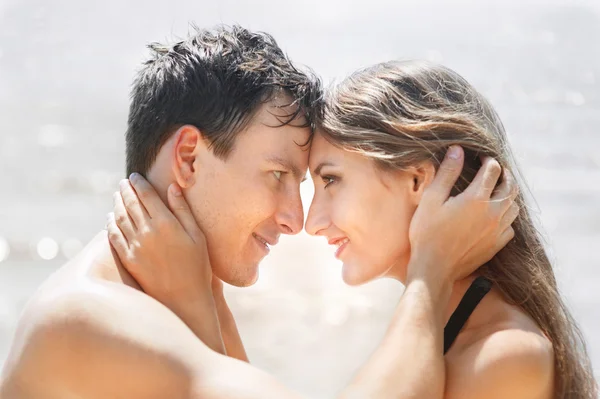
[308,133,341,169]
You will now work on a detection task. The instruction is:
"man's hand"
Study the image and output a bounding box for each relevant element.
[408,146,518,285]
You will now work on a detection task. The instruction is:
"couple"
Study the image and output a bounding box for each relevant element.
[0,25,596,398]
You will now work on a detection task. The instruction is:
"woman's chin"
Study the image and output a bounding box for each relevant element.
[341,262,376,286]
[342,260,404,286]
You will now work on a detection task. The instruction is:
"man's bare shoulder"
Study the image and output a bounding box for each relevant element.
[1,234,303,399]
[1,275,214,398]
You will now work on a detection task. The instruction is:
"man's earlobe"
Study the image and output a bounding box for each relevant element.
[172,125,204,188]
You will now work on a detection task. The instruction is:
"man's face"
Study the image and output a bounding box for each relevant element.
[186,99,310,286]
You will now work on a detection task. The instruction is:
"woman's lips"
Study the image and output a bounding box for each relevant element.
[330,237,349,259]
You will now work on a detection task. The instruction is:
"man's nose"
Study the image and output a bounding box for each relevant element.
[275,192,304,235]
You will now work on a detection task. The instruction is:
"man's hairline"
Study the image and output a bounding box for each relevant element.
[140,88,313,175]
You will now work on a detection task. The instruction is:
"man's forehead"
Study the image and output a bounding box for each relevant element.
[308,131,330,168]
[251,94,308,128]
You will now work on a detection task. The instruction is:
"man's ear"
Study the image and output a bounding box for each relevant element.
[409,161,436,205]
[171,125,208,188]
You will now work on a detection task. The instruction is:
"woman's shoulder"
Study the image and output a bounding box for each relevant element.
[444,292,554,399]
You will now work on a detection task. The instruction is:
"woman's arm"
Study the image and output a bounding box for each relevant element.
[339,149,520,398]
[109,147,523,398]
[339,275,452,399]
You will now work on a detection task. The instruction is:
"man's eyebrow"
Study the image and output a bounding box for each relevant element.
[312,162,335,177]
[266,156,306,182]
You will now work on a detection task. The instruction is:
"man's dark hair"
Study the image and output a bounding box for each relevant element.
[126,24,322,175]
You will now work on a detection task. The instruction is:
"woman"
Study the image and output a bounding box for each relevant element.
[109,60,597,398]
[306,60,596,398]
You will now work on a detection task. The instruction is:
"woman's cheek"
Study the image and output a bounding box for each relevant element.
[331,196,358,234]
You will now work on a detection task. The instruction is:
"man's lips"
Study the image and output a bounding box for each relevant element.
[253,233,279,247]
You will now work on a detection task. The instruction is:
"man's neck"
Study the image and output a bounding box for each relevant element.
[84,230,142,290]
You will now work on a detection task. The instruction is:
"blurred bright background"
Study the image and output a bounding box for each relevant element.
[1,0,599,397]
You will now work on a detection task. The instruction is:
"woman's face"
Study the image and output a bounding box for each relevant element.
[306,132,423,285]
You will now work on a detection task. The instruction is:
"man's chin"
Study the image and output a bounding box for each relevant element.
[214,263,259,288]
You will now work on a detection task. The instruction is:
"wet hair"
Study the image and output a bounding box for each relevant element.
[318,60,597,399]
[125,24,321,175]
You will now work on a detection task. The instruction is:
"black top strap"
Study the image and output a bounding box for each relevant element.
[443,276,492,354]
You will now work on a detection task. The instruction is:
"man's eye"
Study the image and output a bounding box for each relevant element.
[273,171,283,180]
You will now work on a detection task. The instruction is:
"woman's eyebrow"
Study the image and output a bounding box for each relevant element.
[312,161,335,177]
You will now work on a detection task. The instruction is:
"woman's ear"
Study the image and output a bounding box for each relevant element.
[409,161,436,205]
[171,125,208,188]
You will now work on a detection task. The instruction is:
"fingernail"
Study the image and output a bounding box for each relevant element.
[171,183,182,197]
[119,179,128,189]
[129,172,139,182]
[448,146,462,160]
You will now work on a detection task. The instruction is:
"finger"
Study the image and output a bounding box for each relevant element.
[129,173,171,218]
[499,202,519,231]
[113,191,136,242]
[119,179,149,229]
[498,226,515,249]
[484,226,515,263]
[491,168,519,204]
[107,212,130,254]
[167,183,203,241]
[466,156,502,200]
[425,145,464,205]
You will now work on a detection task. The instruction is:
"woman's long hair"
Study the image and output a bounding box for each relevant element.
[317,60,597,399]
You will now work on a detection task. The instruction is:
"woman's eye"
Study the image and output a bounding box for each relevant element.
[322,175,337,188]
[273,171,283,180]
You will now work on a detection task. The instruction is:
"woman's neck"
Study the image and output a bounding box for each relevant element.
[443,274,498,331]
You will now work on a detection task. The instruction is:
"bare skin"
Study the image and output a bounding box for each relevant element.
[0,124,530,398]
[106,141,552,399]
[304,133,554,399]
[104,146,537,398]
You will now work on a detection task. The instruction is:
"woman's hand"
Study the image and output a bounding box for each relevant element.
[106,173,225,354]
[408,146,519,285]
[107,174,212,307]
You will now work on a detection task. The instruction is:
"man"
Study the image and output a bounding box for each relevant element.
[0,25,516,398]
